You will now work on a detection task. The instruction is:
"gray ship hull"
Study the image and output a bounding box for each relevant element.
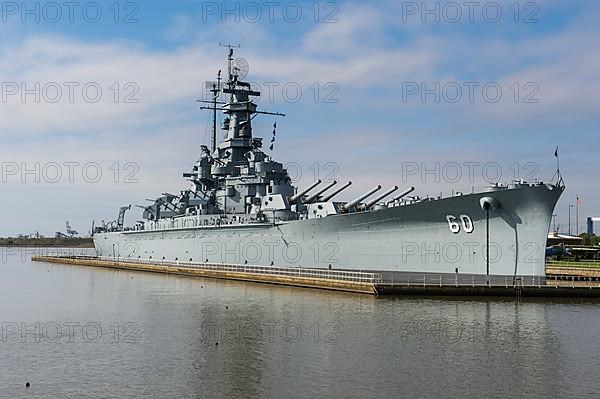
[94,183,562,278]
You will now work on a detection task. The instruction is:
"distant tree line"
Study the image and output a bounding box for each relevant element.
[579,233,600,246]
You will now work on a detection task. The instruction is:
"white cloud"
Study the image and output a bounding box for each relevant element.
[1,1,599,235]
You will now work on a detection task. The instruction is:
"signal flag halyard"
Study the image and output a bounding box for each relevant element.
[270,122,277,151]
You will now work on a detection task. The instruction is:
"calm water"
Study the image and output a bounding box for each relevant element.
[1,248,600,398]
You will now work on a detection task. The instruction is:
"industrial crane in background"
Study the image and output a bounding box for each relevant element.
[55,221,79,238]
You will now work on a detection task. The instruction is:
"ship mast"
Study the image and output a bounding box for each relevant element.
[199,45,285,152]
[220,42,240,100]
[210,70,222,153]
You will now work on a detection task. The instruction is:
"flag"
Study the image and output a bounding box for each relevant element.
[554,146,559,158]
[270,121,277,150]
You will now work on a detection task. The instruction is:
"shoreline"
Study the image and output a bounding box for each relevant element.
[0,238,94,248]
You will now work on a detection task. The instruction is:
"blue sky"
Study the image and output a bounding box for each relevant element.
[0,0,599,236]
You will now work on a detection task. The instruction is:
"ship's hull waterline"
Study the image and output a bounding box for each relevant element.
[94,184,562,278]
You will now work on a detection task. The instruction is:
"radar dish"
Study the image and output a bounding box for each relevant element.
[232,58,249,80]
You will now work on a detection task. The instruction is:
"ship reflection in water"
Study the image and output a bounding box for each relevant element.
[1,253,599,398]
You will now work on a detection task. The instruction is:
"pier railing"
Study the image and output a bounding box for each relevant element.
[546,260,600,270]
[383,273,546,288]
[381,272,600,288]
[96,256,383,284]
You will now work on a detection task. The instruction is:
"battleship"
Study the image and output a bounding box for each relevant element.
[93,48,564,284]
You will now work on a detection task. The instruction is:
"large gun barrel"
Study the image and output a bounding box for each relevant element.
[321,181,352,202]
[305,181,338,203]
[289,179,322,203]
[343,185,382,211]
[389,186,416,203]
[366,186,399,208]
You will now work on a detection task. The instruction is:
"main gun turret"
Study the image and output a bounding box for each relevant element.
[290,180,322,204]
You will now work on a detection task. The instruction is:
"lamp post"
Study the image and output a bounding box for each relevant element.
[576,196,580,236]
[552,214,557,233]
[568,204,574,236]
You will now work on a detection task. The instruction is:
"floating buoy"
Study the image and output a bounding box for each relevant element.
[215,342,219,346]
[225,306,228,309]
[25,382,30,388]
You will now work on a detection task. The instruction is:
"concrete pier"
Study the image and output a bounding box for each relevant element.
[374,284,600,297]
[32,255,378,295]
[31,255,600,298]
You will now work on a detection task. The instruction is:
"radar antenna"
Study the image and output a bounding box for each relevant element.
[232,58,249,80]
[219,42,241,84]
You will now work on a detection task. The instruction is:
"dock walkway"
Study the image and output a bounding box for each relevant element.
[32,255,600,298]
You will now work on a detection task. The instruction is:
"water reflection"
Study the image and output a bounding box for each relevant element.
[0,250,599,398]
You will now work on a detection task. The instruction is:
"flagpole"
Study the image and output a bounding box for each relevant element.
[568,204,573,236]
[554,145,560,180]
[576,196,580,236]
